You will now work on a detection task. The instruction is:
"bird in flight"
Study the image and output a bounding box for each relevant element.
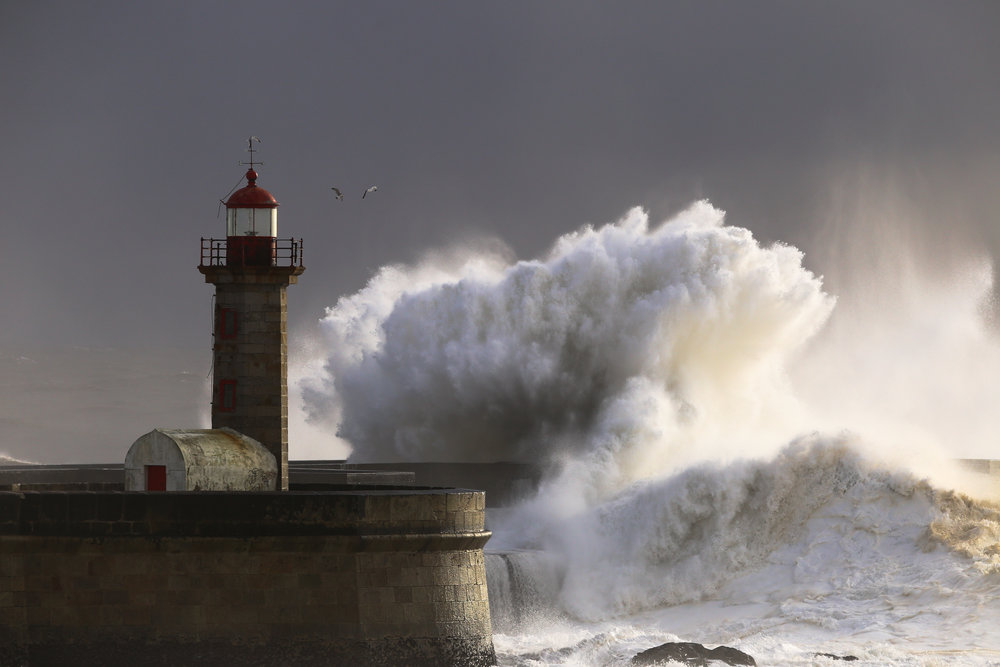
[363,185,378,199]
[331,187,344,201]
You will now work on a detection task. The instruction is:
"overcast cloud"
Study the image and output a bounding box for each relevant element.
[2,1,998,461]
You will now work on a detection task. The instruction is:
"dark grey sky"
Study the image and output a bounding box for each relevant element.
[2,1,999,461]
[3,0,999,349]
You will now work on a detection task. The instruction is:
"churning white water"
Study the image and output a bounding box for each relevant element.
[302,202,1000,665]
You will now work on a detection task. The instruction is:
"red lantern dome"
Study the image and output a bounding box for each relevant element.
[225,168,279,237]
[225,169,279,209]
[225,168,279,266]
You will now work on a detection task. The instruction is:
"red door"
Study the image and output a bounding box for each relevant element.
[146,465,167,491]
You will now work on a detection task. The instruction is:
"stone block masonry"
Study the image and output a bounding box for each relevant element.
[0,488,495,666]
[200,263,304,492]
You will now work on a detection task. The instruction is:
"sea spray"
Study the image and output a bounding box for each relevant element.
[304,202,834,482]
[792,254,1000,473]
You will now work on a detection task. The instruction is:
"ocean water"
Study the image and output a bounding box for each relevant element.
[303,201,1000,665]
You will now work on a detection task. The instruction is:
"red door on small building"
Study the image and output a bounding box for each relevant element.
[146,465,167,491]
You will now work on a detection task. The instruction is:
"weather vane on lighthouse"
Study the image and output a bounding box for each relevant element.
[240,135,263,169]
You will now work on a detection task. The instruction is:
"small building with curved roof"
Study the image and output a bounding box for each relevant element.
[124,428,277,491]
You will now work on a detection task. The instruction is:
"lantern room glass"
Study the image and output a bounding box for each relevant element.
[227,207,277,237]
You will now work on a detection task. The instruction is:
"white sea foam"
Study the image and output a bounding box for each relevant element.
[301,201,1000,664]
[490,437,1000,665]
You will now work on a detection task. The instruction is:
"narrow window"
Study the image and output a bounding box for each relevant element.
[146,465,167,491]
[219,307,238,339]
[219,379,237,412]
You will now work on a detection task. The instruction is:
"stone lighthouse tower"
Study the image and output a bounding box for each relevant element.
[198,144,304,490]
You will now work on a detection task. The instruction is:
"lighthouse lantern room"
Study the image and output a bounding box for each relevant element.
[225,167,279,266]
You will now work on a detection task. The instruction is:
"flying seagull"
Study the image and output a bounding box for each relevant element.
[363,185,378,199]
[331,187,344,201]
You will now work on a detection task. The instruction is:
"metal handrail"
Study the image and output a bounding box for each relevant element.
[199,237,304,267]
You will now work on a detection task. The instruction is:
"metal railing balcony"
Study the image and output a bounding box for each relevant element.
[200,237,304,268]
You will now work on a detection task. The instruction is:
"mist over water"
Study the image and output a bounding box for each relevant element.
[301,201,1000,664]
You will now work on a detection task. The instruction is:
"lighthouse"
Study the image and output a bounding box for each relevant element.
[198,144,304,490]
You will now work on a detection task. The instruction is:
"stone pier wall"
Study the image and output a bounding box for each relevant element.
[0,489,495,666]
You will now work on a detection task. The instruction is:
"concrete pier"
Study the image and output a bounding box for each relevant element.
[0,488,495,666]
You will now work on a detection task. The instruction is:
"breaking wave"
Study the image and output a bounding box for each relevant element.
[305,202,832,478]
[487,444,1000,665]
[494,435,1000,622]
